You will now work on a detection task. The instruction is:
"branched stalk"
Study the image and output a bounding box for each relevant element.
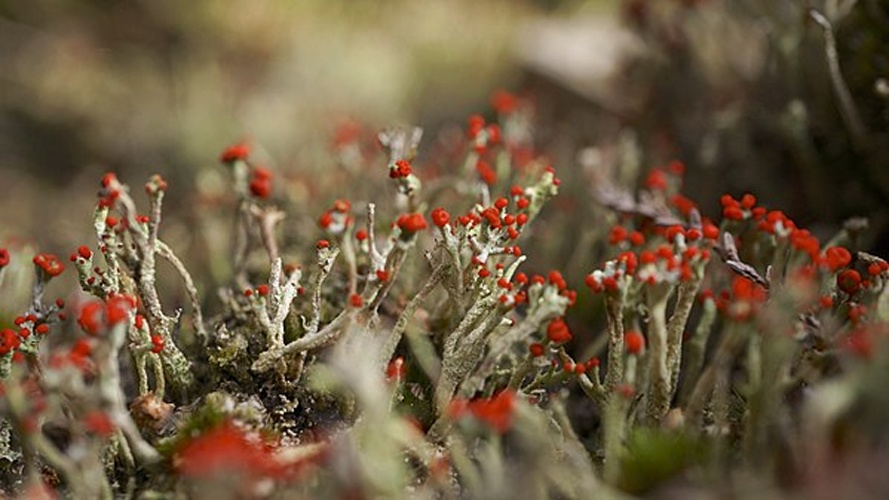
[378,264,445,370]
[96,323,160,465]
[105,176,194,394]
[577,367,607,407]
[645,284,672,425]
[156,241,206,340]
[809,9,868,148]
[435,304,499,414]
[679,297,717,405]
[603,293,626,394]
[604,355,637,485]
[666,274,704,398]
[252,309,357,372]
[250,205,285,264]
[687,325,746,427]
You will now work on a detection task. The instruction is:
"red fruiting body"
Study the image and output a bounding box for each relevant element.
[475,160,496,186]
[740,193,756,209]
[670,194,697,216]
[666,225,685,242]
[529,343,545,357]
[256,284,270,297]
[69,338,92,367]
[645,169,667,190]
[145,175,168,195]
[105,295,134,326]
[101,172,117,188]
[486,124,501,144]
[175,420,291,479]
[847,303,867,324]
[251,166,272,181]
[249,176,272,199]
[602,277,619,292]
[0,329,20,355]
[656,245,674,260]
[843,328,872,358]
[546,318,572,343]
[386,356,406,380]
[720,194,737,208]
[667,160,686,176]
[78,302,106,336]
[491,90,517,114]
[639,250,657,265]
[481,207,501,228]
[494,197,509,210]
[349,293,363,308]
[823,246,852,271]
[396,213,428,234]
[355,229,368,241]
[0,248,10,268]
[702,222,719,240]
[449,390,515,434]
[220,142,251,163]
[544,166,561,186]
[625,331,645,354]
[333,120,361,148]
[618,251,638,274]
[548,270,567,290]
[514,214,528,227]
[35,324,50,335]
[467,115,486,138]
[723,206,745,221]
[77,246,92,259]
[609,226,627,245]
[375,270,389,282]
[431,208,450,228]
[33,253,65,278]
[83,410,116,437]
[151,334,164,354]
[837,269,862,295]
[562,289,577,306]
[316,239,330,249]
[790,229,820,261]
[389,159,412,179]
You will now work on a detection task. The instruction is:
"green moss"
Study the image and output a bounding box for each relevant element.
[617,428,708,495]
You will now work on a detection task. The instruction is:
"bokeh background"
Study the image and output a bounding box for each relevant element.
[1,0,887,307]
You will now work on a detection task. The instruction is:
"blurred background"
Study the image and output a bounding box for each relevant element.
[1,0,887,307]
